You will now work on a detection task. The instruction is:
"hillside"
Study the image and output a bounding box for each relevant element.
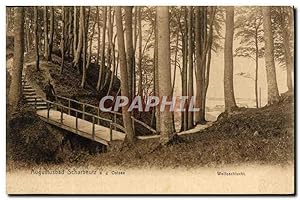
[80,94,293,168]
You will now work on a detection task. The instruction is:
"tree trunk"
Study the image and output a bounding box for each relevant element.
[101,7,112,91]
[187,6,194,128]
[73,7,78,57]
[9,7,25,110]
[283,33,293,92]
[96,7,101,64]
[181,7,188,131]
[132,7,138,96]
[34,7,40,71]
[195,7,207,124]
[157,6,173,144]
[81,7,87,88]
[48,6,54,61]
[202,7,215,120]
[67,8,73,58]
[137,7,143,98]
[73,6,84,70]
[107,7,115,96]
[86,18,96,70]
[154,14,160,133]
[200,7,208,124]
[43,6,49,60]
[172,30,179,94]
[115,6,135,143]
[97,7,107,91]
[124,6,134,99]
[60,6,65,74]
[255,31,259,108]
[281,14,293,92]
[224,6,237,112]
[262,6,280,104]
[25,17,31,52]
[107,6,112,72]
[133,7,138,52]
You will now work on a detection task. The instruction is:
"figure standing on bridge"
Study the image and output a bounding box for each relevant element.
[44,80,56,111]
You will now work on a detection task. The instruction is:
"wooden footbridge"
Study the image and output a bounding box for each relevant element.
[22,75,158,146]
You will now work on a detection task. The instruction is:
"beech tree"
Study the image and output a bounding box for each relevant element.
[73,6,84,71]
[137,7,143,98]
[224,6,237,112]
[81,7,87,88]
[187,6,194,128]
[48,6,54,61]
[194,7,216,123]
[272,7,294,92]
[235,7,263,108]
[86,9,97,72]
[115,6,135,143]
[60,6,65,74]
[9,7,25,110]
[153,13,160,132]
[34,7,40,71]
[73,7,78,57]
[24,13,31,53]
[156,6,173,144]
[96,7,107,91]
[107,7,116,96]
[262,6,280,104]
[181,7,188,131]
[43,6,49,60]
[124,6,135,98]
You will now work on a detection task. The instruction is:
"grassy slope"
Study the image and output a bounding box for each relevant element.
[84,96,294,168]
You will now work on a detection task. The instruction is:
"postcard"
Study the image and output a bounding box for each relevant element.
[6,6,294,195]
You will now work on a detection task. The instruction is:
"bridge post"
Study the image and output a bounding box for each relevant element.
[60,105,63,124]
[113,113,117,131]
[92,116,95,140]
[34,97,37,111]
[110,123,113,141]
[47,102,50,120]
[132,119,135,135]
[75,111,78,133]
[68,99,71,115]
[82,103,85,120]
[55,96,58,110]
[97,107,100,124]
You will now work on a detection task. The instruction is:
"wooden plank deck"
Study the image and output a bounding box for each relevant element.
[36,109,126,145]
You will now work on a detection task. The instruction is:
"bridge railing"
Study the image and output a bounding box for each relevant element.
[54,95,157,135]
[35,98,126,142]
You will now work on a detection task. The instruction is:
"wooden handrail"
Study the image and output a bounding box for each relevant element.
[43,99,112,123]
[111,122,126,132]
[56,95,82,104]
[131,117,157,133]
[54,95,157,134]
[43,99,124,143]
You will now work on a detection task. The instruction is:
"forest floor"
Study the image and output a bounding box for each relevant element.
[84,94,294,168]
[6,53,294,169]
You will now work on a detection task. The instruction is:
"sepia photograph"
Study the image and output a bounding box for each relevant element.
[6,5,295,195]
